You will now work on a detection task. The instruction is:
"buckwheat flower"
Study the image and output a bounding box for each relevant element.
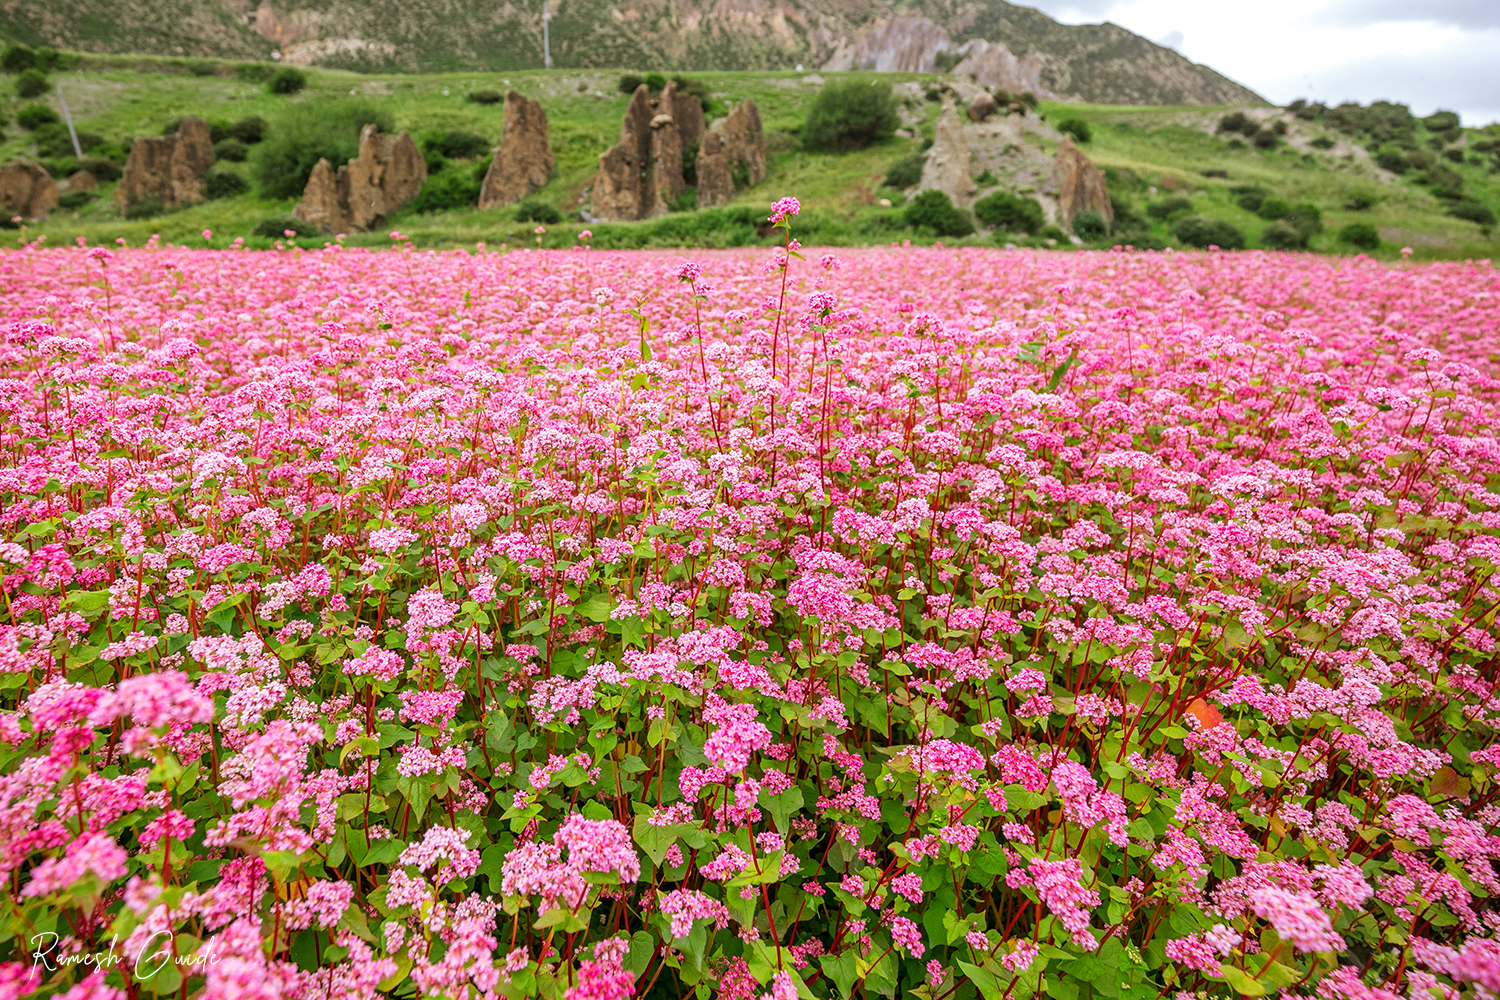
[676,261,705,282]
[889,914,924,958]
[1002,939,1038,971]
[769,196,800,224]
[554,814,640,883]
[23,833,127,897]
[1029,857,1100,950]
[139,809,194,847]
[659,889,731,937]
[369,526,419,554]
[1250,887,1343,953]
[892,872,924,904]
[1165,934,1221,975]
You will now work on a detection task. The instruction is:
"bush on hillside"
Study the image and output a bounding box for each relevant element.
[252,216,317,239]
[516,200,561,224]
[468,90,504,105]
[1344,192,1377,210]
[214,138,249,162]
[883,154,924,189]
[230,116,267,143]
[1072,209,1108,240]
[16,68,49,98]
[1146,196,1192,219]
[974,190,1044,232]
[1236,190,1266,212]
[1218,112,1256,137]
[1252,128,1280,149]
[672,76,712,113]
[1057,117,1092,143]
[57,190,95,210]
[904,190,973,237]
[1256,197,1290,220]
[412,169,481,213]
[123,197,165,220]
[434,130,490,159]
[618,75,643,94]
[1,44,36,72]
[269,68,308,95]
[1339,223,1380,249]
[1173,216,1245,249]
[1310,135,1335,149]
[1449,201,1497,227]
[802,80,899,153]
[79,157,121,182]
[38,128,103,158]
[1375,144,1409,173]
[236,63,274,83]
[250,100,395,199]
[644,73,668,92]
[204,171,248,199]
[16,105,59,130]
[1282,202,1323,238]
[1260,221,1307,250]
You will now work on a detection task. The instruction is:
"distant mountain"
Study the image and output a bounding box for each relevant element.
[0,0,1264,105]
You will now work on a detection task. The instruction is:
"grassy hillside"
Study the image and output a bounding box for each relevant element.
[2,58,1496,260]
[0,0,1260,105]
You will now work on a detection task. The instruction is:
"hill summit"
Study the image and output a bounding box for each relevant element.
[0,0,1262,105]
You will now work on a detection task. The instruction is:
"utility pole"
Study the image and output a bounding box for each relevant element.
[542,0,552,69]
[57,83,83,158]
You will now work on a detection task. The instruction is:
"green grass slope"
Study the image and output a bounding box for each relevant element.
[2,60,1495,260]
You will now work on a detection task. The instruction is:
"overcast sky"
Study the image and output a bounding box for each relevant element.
[1022,0,1500,126]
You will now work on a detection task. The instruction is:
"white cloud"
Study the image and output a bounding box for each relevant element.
[1017,0,1500,124]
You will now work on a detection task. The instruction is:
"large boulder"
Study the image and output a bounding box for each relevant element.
[919,97,975,207]
[0,160,58,220]
[592,84,655,221]
[478,91,553,210]
[293,124,427,234]
[118,116,216,211]
[695,132,733,209]
[1054,136,1112,230]
[967,93,999,123]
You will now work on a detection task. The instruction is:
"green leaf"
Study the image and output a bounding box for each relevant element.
[956,960,1002,1000]
[758,785,804,833]
[1046,348,1078,392]
[578,593,615,623]
[625,930,655,979]
[339,736,380,765]
[1219,965,1267,996]
[821,952,859,999]
[62,589,110,616]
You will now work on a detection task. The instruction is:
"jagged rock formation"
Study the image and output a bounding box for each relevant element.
[919,97,974,207]
[592,84,656,222]
[293,124,426,233]
[694,100,767,209]
[0,160,58,220]
[478,91,553,209]
[967,93,999,123]
[117,117,214,211]
[1054,136,1113,229]
[5,0,1264,106]
[672,90,705,152]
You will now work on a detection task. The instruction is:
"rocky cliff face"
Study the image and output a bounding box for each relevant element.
[293,124,426,233]
[1,0,1263,105]
[478,91,553,210]
[117,117,214,211]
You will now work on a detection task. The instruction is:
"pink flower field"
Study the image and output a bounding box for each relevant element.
[3,214,1500,1000]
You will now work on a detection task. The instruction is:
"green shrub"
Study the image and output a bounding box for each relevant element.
[57,190,95,210]
[236,63,274,83]
[1172,216,1245,249]
[516,200,562,224]
[1236,191,1265,212]
[1218,112,1256,136]
[1057,117,1092,143]
[1375,144,1409,173]
[883,154,924,189]
[215,138,249,162]
[903,190,973,237]
[802,80,899,153]
[1039,225,1066,242]
[16,68,49,98]
[468,90,503,105]
[252,216,317,238]
[188,61,218,77]
[1310,136,1335,149]
[410,168,481,212]
[1422,110,1461,133]
[644,73,668,92]
[672,76,712,113]
[1283,202,1322,238]
[974,190,1044,232]
[1344,192,1376,210]
[268,68,307,95]
[39,157,77,178]
[1260,220,1307,250]
[1146,196,1192,219]
[123,197,165,220]
[37,128,103,158]
[250,99,394,199]
[974,169,997,186]
[1252,129,1279,149]
[16,105,59,130]
[1,44,35,73]
[1256,197,1290,220]
[435,130,490,159]
[618,74,643,94]
[231,116,267,144]
[1444,148,1465,163]
[1072,209,1107,240]
[204,171,248,199]
[79,157,121,182]
[1338,223,1380,249]
[1449,201,1497,226]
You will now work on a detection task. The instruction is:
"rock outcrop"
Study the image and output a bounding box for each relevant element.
[293,124,426,234]
[967,92,998,123]
[117,116,215,211]
[918,97,974,207]
[66,170,98,192]
[592,85,656,222]
[951,40,1048,95]
[694,99,767,209]
[672,90,705,151]
[0,160,58,220]
[1054,136,1113,230]
[822,15,950,73]
[478,91,553,210]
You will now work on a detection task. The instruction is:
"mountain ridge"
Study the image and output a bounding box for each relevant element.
[0,0,1264,105]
